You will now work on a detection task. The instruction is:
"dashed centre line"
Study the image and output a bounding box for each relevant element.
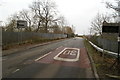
[35,46,63,61]
[35,52,52,61]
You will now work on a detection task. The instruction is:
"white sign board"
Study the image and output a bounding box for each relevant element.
[17,20,27,28]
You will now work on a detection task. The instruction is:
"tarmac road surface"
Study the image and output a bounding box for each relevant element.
[2,37,95,78]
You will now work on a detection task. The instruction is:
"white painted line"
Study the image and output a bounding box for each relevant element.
[63,50,68,55]
[54,48,80,62]
[70,51,77,56]
[56,46,62,50]
[2,59,6,61]
[35,52,52,61]
[12,69,20,73]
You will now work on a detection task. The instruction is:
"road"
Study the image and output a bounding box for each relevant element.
[2,37,94,78]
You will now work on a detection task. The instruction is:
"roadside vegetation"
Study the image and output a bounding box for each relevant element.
[1,0,75,34]
[87,34,118,50]
[2,37,65,50]
[1,0,76,51]
[84,39,120,79]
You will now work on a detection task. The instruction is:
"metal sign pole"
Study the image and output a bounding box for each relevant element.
[117,23,120,74]
[118,23,120,64]
[21,28,22,44]
[17,20,27,44]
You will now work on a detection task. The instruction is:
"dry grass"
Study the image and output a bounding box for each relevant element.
[2,37,63,50]
[84,39,119,78]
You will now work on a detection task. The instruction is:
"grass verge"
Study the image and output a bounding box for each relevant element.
[84,39,120,79]
[3,37,65,50]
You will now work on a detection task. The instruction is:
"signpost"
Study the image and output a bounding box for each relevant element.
[118,23,120,64]
[17,20,27,28]
[102,21,119,33]
[102,21,120,73]
[102,26,119,33]
[17,20,27,44]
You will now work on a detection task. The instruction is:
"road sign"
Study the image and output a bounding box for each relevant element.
[102,26,119,33]
[17,20,27,28]
[102,22,119,33]
[102,22,120,70]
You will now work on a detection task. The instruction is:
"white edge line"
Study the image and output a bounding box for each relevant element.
[54,48,80,62]
[35,52,52,61]
[12,69,20,73]
[2,59,6,61]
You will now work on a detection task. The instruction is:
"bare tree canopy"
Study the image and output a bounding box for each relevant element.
[18,9,34,31]
[106,0,120,22]
[29,0,58,33]
[106,0,120,12]
[5,13,20,31]
[3,0,74,35]
[91,13,111,35]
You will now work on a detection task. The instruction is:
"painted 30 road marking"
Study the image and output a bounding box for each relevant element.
[54,48,80,62]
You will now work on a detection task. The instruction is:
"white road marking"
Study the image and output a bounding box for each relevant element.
[56,46,62,50]
[70,50,77,56]
[63,50,68,55]
[12,69,20,73]
[2,59,6,61]
[35,46,62,61]
[54,48,80,62]
[35,52,52,61]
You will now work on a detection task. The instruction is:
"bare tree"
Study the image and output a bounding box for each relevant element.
[63,26,74,34]
[5,20,16,31]
[52,23,62,34]
[30,0,58,33]
[19,9,34,31]
[106,0,120,22]
[57,15,66,26]
[91,13,111,35]
[5,0,67,33]
[106,0,120,11]
[56,15,68,33]
[5,13,20,31]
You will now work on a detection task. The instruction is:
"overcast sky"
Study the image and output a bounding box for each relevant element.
[0,0,114,35]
